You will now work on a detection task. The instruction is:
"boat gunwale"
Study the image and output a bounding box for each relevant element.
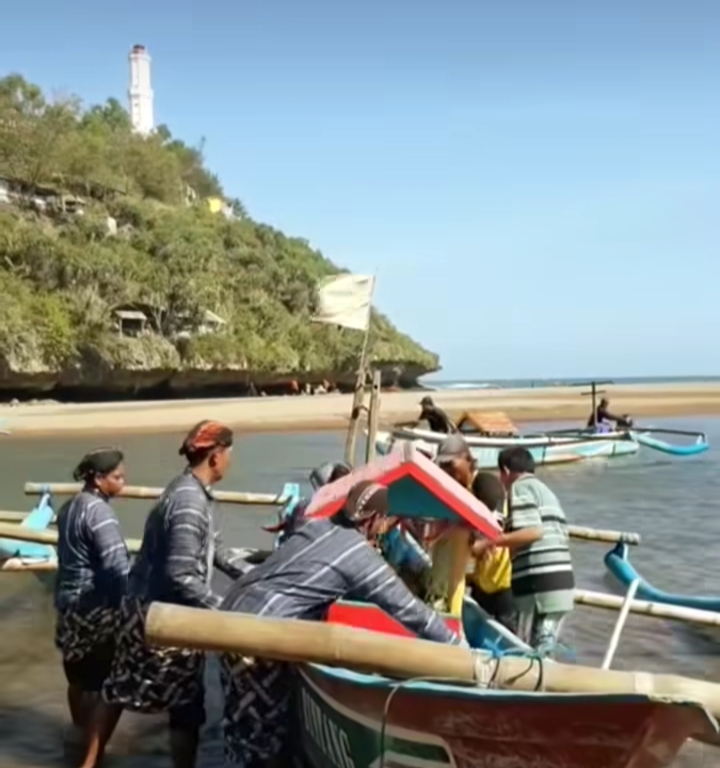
[391,426,636,450]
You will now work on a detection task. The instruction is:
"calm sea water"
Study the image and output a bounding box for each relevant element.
[423,375,720,390]
[0,416,718,767]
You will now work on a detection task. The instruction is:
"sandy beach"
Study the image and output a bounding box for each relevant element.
[1,381,719,437]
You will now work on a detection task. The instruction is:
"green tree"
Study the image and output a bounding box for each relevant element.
[0,74,439,386]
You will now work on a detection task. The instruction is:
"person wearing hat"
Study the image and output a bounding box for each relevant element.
[397,395,456,434]
[81,420,244,768]
[218,479,460,768]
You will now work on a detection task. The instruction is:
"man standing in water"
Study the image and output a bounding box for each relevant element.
[472,446,575,654]
[81,420,244,768]
[397,395,456,434]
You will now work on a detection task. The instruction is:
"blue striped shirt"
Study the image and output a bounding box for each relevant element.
[55,490,129,612]
[221,517,459,645]
[129,470,246,609]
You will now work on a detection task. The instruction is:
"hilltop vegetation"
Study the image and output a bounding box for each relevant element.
[0,75,438,396]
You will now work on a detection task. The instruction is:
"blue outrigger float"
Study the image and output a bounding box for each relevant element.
[606,542,720,613]
[0,492,56,573]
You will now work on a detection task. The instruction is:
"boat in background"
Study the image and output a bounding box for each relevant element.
[273,445,719,767]
[605,542,720,613]
[373,409,708,469]
[373,410,641,468]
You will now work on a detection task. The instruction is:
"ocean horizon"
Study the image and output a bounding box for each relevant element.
[421,374,720,391]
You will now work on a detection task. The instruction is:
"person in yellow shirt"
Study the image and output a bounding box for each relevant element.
[469,471,514,629]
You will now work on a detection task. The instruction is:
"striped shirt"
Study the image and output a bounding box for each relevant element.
[221,517,459,645]
[507,474,575,614]
[129,470,245,609]
[55,490,129,613]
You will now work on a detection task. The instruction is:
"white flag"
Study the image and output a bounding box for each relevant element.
[313,274,375,331]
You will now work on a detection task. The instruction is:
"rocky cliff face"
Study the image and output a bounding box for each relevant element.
[0,75,439,401]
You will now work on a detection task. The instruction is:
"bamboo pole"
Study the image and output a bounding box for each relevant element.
[345,372,368,467]
[0,511,30,523]
[365,369,382,464]
[574,588,720,628]
[567,526,640,546]
[0,522,142,554]
[24,482,287,506]
[145,603,720,731]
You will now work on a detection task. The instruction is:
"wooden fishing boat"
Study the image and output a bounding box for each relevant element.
[373,411,640,468]
[267,445,719,767]
[373,410,708,468]
[605,542,720,613]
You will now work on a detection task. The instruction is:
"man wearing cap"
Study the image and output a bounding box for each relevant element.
[432,435,514,628]
[410,395,456,434]
[218,480,459,768]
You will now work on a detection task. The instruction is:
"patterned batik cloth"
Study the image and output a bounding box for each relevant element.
[55,605,119,663]
[220,654,293,768]
[102,597,205,715]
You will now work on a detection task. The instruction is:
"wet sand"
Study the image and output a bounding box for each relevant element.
[3,381,720,437]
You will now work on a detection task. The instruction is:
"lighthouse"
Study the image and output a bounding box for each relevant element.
[128,44,154,136]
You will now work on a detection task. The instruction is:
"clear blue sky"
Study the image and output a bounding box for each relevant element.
[3,0,719,380]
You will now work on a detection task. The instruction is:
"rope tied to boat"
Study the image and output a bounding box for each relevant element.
[377,644,552,768]
[472,643,547,693]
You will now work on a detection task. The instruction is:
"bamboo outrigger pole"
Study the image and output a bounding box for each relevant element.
[145,603,720,735]
[567,526,639,545]
[24,483,287,506]
[0,522,143,554]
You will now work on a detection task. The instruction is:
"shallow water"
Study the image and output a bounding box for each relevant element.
[0,418,718,767]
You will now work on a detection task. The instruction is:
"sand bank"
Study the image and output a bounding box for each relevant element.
[1,382,719,438]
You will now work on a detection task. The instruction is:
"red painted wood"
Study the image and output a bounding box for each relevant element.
[326,601,462,638]
[304,444,500,540]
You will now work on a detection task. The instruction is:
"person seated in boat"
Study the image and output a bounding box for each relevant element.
[54,448,130,748]
[587,398,633,431]
[471,446,575,656]
[81,420,246,768]
[218,480,461,768]
[468,472,514,630]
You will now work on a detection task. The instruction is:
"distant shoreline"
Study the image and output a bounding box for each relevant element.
[2,381,719,439]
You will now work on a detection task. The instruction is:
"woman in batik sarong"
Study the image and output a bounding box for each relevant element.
[219,480,461,768]
[80,420,246,768]
[55,448,129,743]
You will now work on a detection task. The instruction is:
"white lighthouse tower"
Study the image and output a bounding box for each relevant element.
[128,44,154,136]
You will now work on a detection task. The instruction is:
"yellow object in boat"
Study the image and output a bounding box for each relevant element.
[429,525,471,616]
[470,499,511,593]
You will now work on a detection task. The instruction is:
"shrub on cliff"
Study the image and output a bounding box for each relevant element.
[0,75,438,383]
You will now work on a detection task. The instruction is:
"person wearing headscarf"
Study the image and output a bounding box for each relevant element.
[81,420,243,768]
[218,480,460,768]
[54,448,129,744]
